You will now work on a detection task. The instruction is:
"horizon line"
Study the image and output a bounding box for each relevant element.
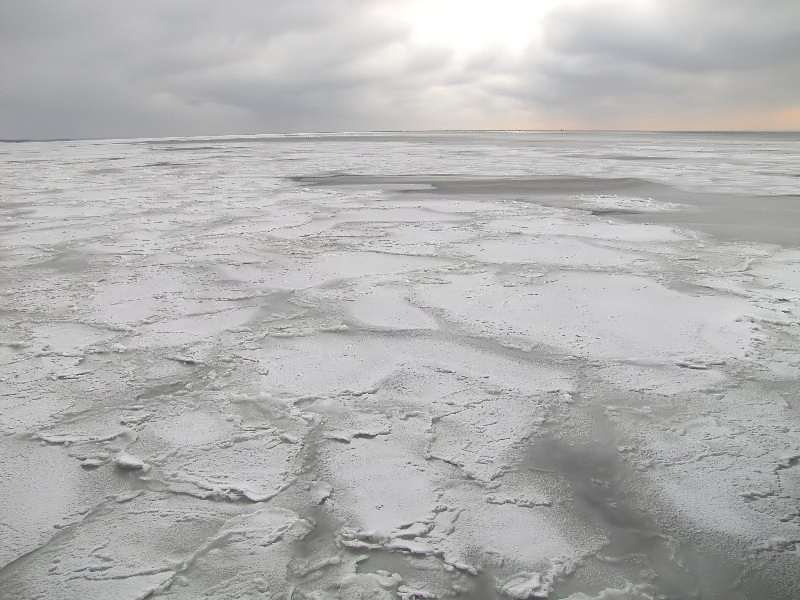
[3,128,800,143]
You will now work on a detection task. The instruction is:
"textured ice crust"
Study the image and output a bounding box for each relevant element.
[1,132,799,599]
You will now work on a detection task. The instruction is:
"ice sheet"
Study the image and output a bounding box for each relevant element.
[1,132,799,599]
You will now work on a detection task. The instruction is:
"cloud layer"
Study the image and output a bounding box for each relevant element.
[2,0,799,138]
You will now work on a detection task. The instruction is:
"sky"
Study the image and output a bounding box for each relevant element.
[1,0,799,139]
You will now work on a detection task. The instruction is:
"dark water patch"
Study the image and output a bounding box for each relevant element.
[590,209,645,216]
[0,202,36,217]
[143,161,189,168]
[524,438,755,600]
[158,145,220,151]
[85,166,123,175]
[291,507,343,561]
[30,250,92,274]
[299,174,800,247]
[451,572,505,600]
[83,156,124,162]
[297,174,655,197]
[4,158,54,164]
[134,381,189,401]
[144,133,465,146]
[598,154,674,161]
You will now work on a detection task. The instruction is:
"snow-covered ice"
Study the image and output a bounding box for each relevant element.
[1,131,799,599]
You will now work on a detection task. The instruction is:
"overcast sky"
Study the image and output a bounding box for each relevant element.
[2,0,799,139]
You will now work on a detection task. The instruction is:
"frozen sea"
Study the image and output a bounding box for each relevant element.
[1,131,799,599]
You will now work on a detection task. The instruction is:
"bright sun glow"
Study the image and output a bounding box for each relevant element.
[401,0,568,54]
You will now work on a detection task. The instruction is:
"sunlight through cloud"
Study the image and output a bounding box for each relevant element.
[400,0,567,54]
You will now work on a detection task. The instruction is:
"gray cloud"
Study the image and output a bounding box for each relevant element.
[1,0,799,138]
[0,0,417,137]
[543,1,800,71]
[524,0,800,128]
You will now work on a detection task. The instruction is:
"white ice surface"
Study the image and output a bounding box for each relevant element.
[416,271,758,361]
[346,286,440,330]
[1,132,799,599]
